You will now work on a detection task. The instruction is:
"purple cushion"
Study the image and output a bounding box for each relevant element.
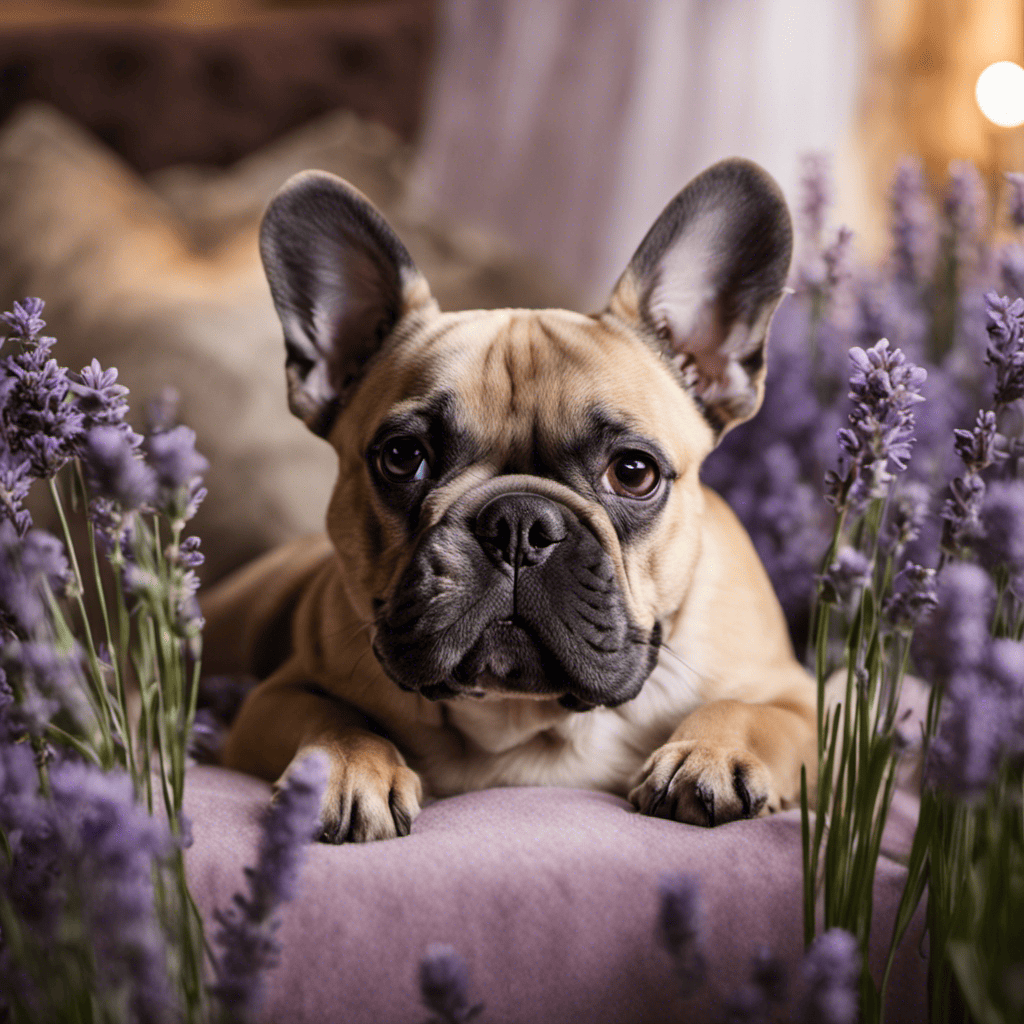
[184,766,926,1022]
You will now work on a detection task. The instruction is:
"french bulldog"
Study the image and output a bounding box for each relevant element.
[203,158,818,842]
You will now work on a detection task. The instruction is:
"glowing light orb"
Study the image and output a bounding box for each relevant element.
[975,61,1024,128]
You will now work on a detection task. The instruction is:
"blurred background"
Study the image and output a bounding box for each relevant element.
[0,0,1022,583]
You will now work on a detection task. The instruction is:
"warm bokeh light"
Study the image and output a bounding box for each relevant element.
[975,61,1024,128]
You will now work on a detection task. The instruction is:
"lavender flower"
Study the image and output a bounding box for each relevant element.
[48,762,175,1022]
[819,547,872,607]
[824,339,926,517]
[0,521,72,638]
[419,944,483,1024]
[657,873,706,996]
[0,297,46,341]
[976,479,1024,592]
[144,425,209,523]
[145,386,181,435]
[926,639,1024,797]
[0,756,175,1022]
[1001,242,1024,299]
[882,563,938,634]
[211,750,327,1021]
[913,563,994,685]
[890,159,936,289]
[880,480,930,555]
[3,639,91,735]
[985,292,1024,409]
[79,425,157,512]
[0,448,33,535]
[724,946,788,1024]
[953,410,1004,473]
[944,160,988,277]
[69,358,142,448]
[800,153,831,250]
[1006,172,1024,230]
[800,929,860,1024]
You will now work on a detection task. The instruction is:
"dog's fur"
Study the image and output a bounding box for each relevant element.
[203,158,818,842]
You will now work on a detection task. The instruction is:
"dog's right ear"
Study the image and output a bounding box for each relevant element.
[259,171,436,437]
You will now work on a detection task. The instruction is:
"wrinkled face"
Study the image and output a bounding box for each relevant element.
[327,307,715,710]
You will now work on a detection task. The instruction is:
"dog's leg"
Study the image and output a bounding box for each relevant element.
[222,667,423,843]
[628,684,816,826]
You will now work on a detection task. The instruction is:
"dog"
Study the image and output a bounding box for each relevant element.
[202,157,818,843]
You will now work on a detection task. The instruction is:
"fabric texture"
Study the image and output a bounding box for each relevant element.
[185,766,927,1023]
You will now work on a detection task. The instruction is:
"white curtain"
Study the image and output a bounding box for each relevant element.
[408,0,864,306]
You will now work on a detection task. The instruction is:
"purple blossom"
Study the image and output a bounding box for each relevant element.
[657,873,706,996]
[69,359,140,447]
[985,292,1024,409]
[210,750,327,1021]
[1,342,84,477]
[79,425,157,512]
[926,639,1024,797]
[976,479,1024,590]
[0,756,174,1021]
[3,640,91,735]
[0,297,47,342]
[0,447,33,535]
[1000,242,1024,299]
[819,547,872,607]
[145,386,181,435]
[890,159,936,289]
[724,946,788,1024]
[800,153,831,249]
[953,410,1004,473]
[1005,172,1024,229]
[143,425,209,523]
[0,521,72,637]
[913,563,994,685]
[824,339,926,516]
[48,763,175,1021]
[882,563,938,634]
[880,481,930,555]
[944,160,987,267]
[419,944,483,1024]
[824,226,854,291]
[800,929,860,1024]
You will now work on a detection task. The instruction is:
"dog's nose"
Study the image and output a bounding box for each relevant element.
[473,493,567,568]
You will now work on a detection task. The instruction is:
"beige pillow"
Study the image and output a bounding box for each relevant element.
[0,103,576,582]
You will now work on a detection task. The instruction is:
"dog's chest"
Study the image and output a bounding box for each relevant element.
[417,655,703,797]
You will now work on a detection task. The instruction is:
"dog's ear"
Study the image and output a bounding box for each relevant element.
[607,159,793,436]
[259,171,436,437]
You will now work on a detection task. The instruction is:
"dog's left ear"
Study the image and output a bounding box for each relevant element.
[259,171,436,438]
[607,159,793,436]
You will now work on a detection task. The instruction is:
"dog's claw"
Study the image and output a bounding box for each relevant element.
[629,739,777,827]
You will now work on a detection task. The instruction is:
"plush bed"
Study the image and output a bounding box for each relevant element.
[184,765,927,1023]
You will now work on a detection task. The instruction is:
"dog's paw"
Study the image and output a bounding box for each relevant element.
[277,737,423,844]
[628,740,779,827]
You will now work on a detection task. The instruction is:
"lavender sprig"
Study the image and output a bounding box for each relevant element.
[210,750,327,1022]
[800,929,860,1024]
[823,338,926,517]
[657,873,706,997]
[419,944,483,1024]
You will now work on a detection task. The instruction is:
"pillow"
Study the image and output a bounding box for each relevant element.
[184,766,928,1023]
[0,102,576,582]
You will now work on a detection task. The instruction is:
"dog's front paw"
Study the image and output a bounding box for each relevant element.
[628,740,779,827]
[278,735,423,844]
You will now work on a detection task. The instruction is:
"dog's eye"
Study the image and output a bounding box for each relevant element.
[603,452,660,498]
[378,435,431,482]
